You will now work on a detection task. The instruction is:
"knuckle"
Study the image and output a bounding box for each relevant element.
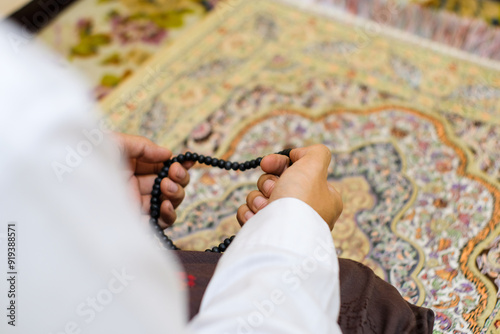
[318,144,331,159]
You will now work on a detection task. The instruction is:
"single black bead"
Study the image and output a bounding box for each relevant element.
[205,249,212,252]
[244,161,250,169]
[165,240,174,249]
[151,210,160,218]
[153,183,160,190]
[224,161,232,170]
[185,152,192,160]
[256,157,262,165]
[192,153,199,160]
[150,197,159,204]
[211,158,219,167]
[231,162,239,170]
[159,170,167,178]
[177,154,185,163]
[211,247,220,253]
[218,159,225,168]
[152,189,161,196]
[238,163,246,171]
[198,155,205,163]
[163,160,172,167]
[230,235,235,241]
[154,177,162,185]
[249,160,257,168]
[172,157,179,163]
[279,148,292,157]
[151,204,160,212]
[205,157,212,165]
[224,238,232,246]
[158,229,165,235]
[218,243,227,252]
[149,218,158,225]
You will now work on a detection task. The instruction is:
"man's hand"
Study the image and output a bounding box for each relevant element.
[115,133,195,229]
[236,145,342,230]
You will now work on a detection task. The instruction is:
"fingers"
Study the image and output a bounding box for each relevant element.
[260,145,331,179]
[134,161,164,175]
[236,204,254,226]
[236,188,272,226]
[256,174,278,197]
[289,144,331,175]
[138,162,189,228]
[142,187,182,229]
[246,190,269,212]
[136,163,189,199]
[168,162,190,187]
[116,133,172,163]
[181,160,196,170]
[116,132,177,175]
[159,200,176,229]
[116,132,197,228]
[142,162,190,227]
[260,154,290,176]
[160,178,185,209]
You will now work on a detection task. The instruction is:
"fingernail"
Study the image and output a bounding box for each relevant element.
[253,196,267,209]
[263,179,274,194]
[176,166,186,179]
[167,179,178,193]
[244,210,254,221]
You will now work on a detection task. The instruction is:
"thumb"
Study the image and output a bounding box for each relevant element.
[289,144,331,176]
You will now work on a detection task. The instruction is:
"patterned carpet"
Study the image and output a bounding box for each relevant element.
[37,0,215,99]
[97,0,500,332]
[36,0,500,102]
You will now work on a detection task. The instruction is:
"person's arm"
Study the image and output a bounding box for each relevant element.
[190,146,343,333]
[190,198,342,333]
[0,22,191,334]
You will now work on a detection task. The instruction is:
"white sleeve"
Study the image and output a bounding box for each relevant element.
[0,22,191,334]
[189,198,342,334]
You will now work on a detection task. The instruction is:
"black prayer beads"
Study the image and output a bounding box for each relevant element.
[150,149,293,253]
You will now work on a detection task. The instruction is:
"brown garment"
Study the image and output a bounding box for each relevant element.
[174,251,434,334]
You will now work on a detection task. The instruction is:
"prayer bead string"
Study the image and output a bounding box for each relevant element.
[150,149,293,253]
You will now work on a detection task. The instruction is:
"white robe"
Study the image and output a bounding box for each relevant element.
[0,22,342,334]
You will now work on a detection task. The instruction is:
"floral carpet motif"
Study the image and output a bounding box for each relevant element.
[100,1,500,332]
[38,0,214,99]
